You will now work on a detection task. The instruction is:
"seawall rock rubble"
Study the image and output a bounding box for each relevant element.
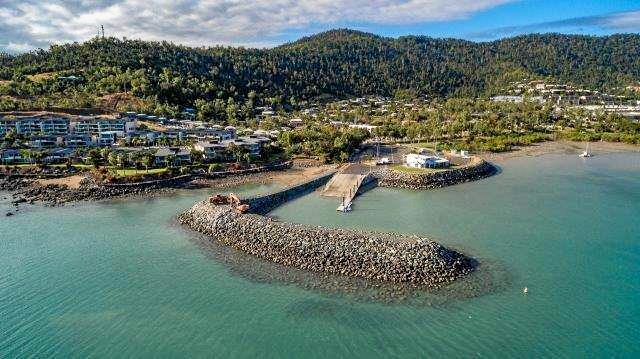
[179,201,475,287]
[179,171,478,287]
[373,157,496,190]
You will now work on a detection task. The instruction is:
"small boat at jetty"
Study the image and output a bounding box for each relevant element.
[337,199,352,212]
[579,143,593,158]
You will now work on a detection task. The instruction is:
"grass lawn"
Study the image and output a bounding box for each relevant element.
[390,164,448,174]
[110,167,167,177]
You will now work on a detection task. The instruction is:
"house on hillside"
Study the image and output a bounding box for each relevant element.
[193,141,230,161]
[154,147,192,166]
[0,149,22,164]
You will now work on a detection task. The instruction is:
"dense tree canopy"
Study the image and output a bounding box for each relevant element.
[1,29,639,116]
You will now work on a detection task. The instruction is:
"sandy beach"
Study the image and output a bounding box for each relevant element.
[479,140,640,163]
[37,174,87,189]
[191,164,337,189]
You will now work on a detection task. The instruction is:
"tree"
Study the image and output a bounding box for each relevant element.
[242,152,252,164]
[165,154,176,169]
[19,149,32,165]
[107,152,119,169]
[87,148,102,167]
[141,153,153,173]
[228,143,246,164]
[190,149,204,164]
[208,163,221,173]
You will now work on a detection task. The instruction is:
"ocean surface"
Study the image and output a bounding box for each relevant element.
[1,152,639,358]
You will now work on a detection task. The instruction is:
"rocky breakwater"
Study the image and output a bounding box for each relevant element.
[375,157,497,190]
[179,201,476,287]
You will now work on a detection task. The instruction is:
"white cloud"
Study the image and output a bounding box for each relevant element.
[467,10,640,40]
[602,10,640,29]
[0,0,514,52]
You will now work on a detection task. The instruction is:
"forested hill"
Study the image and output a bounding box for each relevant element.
[1,29,639,114]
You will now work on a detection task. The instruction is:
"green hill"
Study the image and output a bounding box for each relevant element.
[1,29,639,116]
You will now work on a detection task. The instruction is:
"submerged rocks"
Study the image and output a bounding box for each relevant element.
[373,157,497,190]
[179,201,476,288]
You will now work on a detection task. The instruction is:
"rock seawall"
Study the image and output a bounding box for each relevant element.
[178,201,475,287]
[243,171,336,215]
[374,157,496,190]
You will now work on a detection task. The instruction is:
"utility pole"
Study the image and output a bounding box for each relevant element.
[101,25,105,38]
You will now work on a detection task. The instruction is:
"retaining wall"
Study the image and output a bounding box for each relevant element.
[374,157,496,190]
[243,171,336,215]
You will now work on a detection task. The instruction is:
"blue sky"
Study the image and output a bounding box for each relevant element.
[280,0,640,42]
[1,0,639,53]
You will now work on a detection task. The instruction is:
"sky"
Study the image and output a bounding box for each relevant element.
[1,0,639,53]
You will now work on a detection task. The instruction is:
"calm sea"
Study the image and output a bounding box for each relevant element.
[1,152,639,357]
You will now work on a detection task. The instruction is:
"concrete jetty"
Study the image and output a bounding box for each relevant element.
[322,164,375,210]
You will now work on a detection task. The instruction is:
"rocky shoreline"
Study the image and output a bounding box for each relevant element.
[1,175,179,208]
[0,164,293,208]
[12,182,175,206]
[374,157,497,190]
[178,201,476,287]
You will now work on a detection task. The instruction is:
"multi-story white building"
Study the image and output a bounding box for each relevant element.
[71,118,136,135]
[39,118,70,135]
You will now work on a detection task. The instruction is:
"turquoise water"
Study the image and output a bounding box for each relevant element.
[1,153,639,357]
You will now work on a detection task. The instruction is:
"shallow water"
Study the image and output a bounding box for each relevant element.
[1,153,639,357]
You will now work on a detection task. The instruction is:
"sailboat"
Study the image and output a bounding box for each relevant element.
[578,143,593,158]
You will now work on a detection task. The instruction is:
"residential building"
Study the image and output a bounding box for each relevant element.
[348,124,378,133]
[154,147,192,166]
[39,118,70,135]
[29,136,59,148]
[63,134,92,147]
[193,140,229,161]
[44,148,75,163]
[97,131,119,146]
[0,118,16,136]
[15,118,42,135]
[0,149,22,164]
[71,118,136,135]
[405,153,450,168]
[0,116,70,136]
[289,118,304,127]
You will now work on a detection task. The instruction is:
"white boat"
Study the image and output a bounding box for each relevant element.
[375,157,390,165]
[337,200,352,212]
[578,143,593,158]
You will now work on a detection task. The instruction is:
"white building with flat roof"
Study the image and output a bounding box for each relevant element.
[405,153,450,169]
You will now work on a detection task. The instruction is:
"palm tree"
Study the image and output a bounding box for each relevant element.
[141,154,153,173]
[243,152,252,164]
[19,149,32,165]
[190,149,204,165]
[107,152,119,174]
[165,154,176,169]
[229,143,245,164]
[87,149,102,167]
[116,154,126,171]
